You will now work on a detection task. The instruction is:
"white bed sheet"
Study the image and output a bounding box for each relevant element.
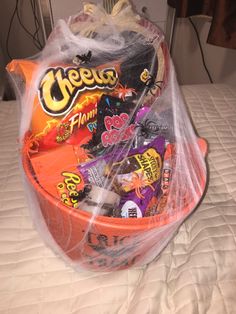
[0,84,236,314]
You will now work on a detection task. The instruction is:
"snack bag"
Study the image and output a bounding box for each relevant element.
[7,0,207,271]
[8,59,119,151]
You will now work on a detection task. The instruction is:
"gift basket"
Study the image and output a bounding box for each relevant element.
[7,0,207,271]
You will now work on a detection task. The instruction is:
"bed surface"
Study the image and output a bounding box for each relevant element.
[1,84,236,314]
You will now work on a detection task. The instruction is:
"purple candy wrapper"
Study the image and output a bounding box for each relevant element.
[134,106,172,147]
[78,136,165,217]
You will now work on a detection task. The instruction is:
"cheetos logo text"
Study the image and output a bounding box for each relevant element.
[39,66,118,116]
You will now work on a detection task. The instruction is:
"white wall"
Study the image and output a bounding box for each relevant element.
[171,17,236,85]
[0,0,44,63]
[0,0,44,98]
[132,0,168,32]
[50,0,168,33]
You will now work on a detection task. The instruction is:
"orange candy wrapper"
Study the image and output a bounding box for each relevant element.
[7,59,120,151]
[30,144,85,207]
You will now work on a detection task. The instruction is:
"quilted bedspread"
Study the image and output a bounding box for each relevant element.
[1,84,236,314]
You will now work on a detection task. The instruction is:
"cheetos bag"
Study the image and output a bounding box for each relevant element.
[6,0,207,271]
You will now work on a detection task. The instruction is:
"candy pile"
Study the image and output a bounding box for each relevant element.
[7,8,176,219]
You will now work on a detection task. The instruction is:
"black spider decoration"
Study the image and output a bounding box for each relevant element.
[81,132,105,157]
[136,119,161,138]
[71,184,92,203]
[73,50,92,65]
[144,75,163,96]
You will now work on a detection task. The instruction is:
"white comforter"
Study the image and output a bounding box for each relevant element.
[0,84,236,314]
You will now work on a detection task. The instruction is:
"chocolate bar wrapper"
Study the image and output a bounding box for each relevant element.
[79,136,165,217]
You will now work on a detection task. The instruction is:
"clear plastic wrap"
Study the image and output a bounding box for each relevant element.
[7,0,207,271]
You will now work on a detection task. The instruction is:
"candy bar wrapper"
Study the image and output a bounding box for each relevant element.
[144,142,174,216]
[79,136,165,217]
[29,143,85,207]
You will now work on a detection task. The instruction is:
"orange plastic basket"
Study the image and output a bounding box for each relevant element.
[22,138,207,271]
